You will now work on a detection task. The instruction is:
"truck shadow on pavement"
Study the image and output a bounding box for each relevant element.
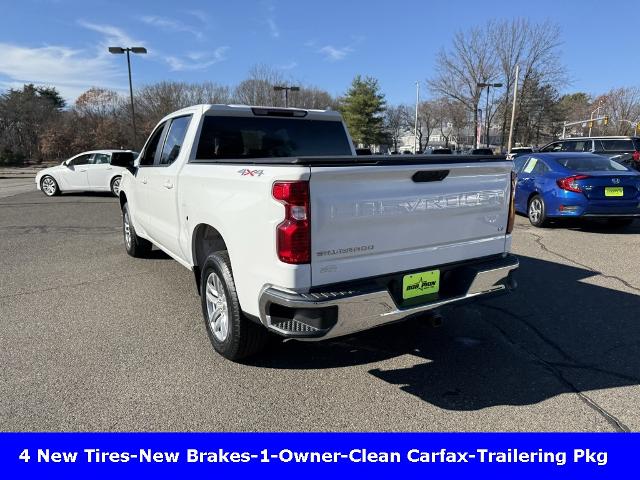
[250,255,640,413]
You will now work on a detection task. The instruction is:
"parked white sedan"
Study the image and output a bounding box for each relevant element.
[35,150,137,197]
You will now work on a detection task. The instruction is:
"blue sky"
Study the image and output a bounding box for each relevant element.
[0,0,636,105]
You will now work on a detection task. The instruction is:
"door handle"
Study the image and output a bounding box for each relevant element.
[106,167,112,170]
[163,181,174,189]
[79,168,87,172]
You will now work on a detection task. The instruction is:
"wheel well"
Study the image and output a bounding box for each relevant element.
[110,174,121,186]
[119,192,127,211]
[527,192,539,207]
[192,224,228,294]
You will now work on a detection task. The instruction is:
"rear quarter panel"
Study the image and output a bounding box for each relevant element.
[178,163,311,318]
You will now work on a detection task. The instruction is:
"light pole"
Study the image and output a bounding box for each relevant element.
[477,82,502,148]
[109,46,147,147]
[414,81,419,153]
[273,85,300,108]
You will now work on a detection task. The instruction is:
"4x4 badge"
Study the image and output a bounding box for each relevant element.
[238,169,264,177]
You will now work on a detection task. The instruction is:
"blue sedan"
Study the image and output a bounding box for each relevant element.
[514,152,640,227]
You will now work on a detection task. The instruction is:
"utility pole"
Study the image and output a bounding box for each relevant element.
[477,109,483,149]
[588,100,603,137]
[414,81,419,153]
[507,65,519,153]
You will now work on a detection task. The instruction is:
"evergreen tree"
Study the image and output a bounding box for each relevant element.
[340,75,386,147]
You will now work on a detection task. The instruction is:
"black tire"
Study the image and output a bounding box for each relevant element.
[527,195,549,227]
[200,251,269,361]
[40,175,60,196]
[110,176,122,197]
[122,203,152,257]
[606,218,634,228]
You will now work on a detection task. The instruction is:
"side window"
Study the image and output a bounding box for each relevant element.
[522,157,539,174]
[139,122,167,166]
[93,153,110,164]
[560,141,577,152]
[159,116,192,166]
[540,142,561,152]
[575,140,592,152]
[70,153,92,166]
[601,139,634,151]
[513,156,528,173]
[532,160,548,174]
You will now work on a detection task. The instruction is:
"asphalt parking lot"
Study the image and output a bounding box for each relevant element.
[1,185,639,432]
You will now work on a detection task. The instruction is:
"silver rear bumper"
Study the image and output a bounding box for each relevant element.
[258,254,518,340]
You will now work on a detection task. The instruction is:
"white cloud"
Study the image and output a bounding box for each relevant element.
[165,47,229,71]
[278,61,298,70]
[318,45,353,61]
[141,15,204,40]
[0,42,125,101]
[185,9,209,23]
[267,18,279,38]
[77,20,142,47]
[264,2,279,38]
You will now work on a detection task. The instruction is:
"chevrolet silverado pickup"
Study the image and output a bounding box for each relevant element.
[115,104,518,361]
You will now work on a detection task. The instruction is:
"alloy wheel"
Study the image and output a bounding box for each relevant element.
[42,177,56,196]
[112,177,121,196]
[205,272,229,342]
[529,198,542,223]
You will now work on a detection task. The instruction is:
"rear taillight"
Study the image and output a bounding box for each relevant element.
[556,175,590,193]
[633,151,640,162]
[507,170,516,234]
[272,181,310,264]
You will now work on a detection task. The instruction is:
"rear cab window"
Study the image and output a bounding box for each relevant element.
[195,116,353,160]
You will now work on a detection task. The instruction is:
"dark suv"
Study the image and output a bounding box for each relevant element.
[539,137,640,170]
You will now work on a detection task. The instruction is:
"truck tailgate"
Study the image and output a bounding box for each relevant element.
[310,161,512,286]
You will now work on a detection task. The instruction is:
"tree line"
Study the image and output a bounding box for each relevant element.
[1,18,639,164]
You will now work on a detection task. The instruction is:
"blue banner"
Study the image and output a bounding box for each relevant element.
[0,433,634,478]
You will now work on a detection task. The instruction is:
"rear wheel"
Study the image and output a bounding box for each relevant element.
[200,251,269,361]
[528,195,548,227]
[110,176,122,197]
[122,203,152,257]
[40,176,59,196]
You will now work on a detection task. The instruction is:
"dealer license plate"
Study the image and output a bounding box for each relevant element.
[402,269,440,300]
[605,187,624,197]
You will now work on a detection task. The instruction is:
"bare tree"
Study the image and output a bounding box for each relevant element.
[491,19,565,148]
[428,26,498,146]
[233,64,287,107]
[393,101,440,152]
[599,87,640,135]
[384,105,406,152]
[135,81,231,137]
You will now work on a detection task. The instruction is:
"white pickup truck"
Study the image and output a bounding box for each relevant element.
[115,104,518,361]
